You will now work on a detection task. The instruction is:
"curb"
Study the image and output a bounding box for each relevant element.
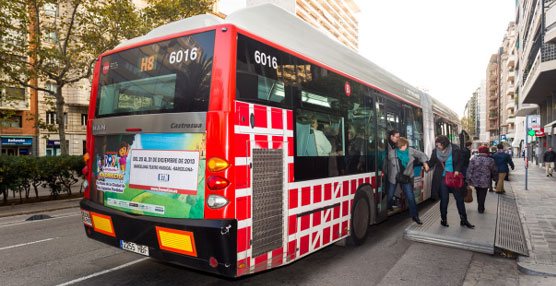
[0,198,82,218]
[517,260,556,277]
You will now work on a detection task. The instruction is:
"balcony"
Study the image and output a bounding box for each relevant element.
[63,80,90,106]
[546,1,556,44]
[0,87,29,111]
[506,70,515,81]
[506,117,516,124]
[506,55,516,68]
[489,111,498,119]
[521,48,556,105]
[506,86,515,96]
[506,101,515,110]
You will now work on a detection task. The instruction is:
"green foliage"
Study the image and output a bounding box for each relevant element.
[0,0,215,155]
[0,155,84,203]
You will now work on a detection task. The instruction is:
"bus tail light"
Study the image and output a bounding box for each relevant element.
[208,157,229,172]
[207,175,230,190]
[90,212,115,237]
[83,153,90,163]
[82,166,89,176]
[156,226,197,257]
[207,194,229,209]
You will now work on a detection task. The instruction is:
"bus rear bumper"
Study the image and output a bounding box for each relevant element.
[79,199,238,277]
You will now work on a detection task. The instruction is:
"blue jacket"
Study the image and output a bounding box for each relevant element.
[492,151,514,173]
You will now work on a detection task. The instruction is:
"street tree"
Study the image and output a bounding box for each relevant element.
[0,0,215,155]
[0,0,145,155]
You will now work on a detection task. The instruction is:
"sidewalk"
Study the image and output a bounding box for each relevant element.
[509,159,556,276]
[0,197,81,218]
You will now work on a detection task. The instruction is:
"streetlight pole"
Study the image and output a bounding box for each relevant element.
[498,47,502,143]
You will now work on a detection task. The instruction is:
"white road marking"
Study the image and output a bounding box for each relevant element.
[0,213,81,228]
[0,237,57,251]
[55,258,149,286]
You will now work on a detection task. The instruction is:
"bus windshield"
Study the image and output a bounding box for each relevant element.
[96,30,215,117]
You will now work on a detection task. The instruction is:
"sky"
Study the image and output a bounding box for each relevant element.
[218,0,516,118]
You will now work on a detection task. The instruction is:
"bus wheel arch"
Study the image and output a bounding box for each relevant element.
[348,185,375,246]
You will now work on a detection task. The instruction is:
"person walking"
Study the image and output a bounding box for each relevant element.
[466,146,498,213]
[427,135,474,228]
[542,147,556,177]
[492,143,515,193]
[387,137,430,224]
[386,130,402,210]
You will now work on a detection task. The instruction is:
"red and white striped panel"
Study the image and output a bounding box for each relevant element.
[234,101,293,276]
[233,101,376,275]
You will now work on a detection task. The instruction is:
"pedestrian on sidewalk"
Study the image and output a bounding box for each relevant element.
[542,147,556,177]
[492,143,515,193]
[427,135,475,228]
[466,146,498,213]
[387,137,430,224]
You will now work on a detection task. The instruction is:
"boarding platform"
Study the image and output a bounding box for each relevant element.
[404,188,528,256]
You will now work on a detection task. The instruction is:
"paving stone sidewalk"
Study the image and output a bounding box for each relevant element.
[508,159,556,276]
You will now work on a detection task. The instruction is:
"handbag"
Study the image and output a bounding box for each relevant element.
[464,186,473,203]
[396,158,412,184]
[441,161,464,189]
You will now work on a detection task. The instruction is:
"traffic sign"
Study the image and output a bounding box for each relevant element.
[527,115,541,130]
[535,129,545,137]
[501,134,507,141]
[494,139,499,145]
[528,129,536,136]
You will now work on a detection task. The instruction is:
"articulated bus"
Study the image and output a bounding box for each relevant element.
[79,5,461,277]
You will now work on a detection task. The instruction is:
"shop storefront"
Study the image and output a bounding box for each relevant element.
[46,140,62,156]
[1,137,33,156]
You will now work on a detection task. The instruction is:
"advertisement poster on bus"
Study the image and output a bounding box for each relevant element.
[91,133,206,219]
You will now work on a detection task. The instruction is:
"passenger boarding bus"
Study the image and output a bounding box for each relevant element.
[79,4,461,277]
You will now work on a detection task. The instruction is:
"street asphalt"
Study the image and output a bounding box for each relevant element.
[1,164,556,285]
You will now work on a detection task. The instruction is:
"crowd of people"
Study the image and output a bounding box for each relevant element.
[386,130,523,229]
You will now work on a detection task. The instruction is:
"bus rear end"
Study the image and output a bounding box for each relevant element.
[79,26,240,277]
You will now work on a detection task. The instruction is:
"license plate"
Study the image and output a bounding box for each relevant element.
[120,240,149,256]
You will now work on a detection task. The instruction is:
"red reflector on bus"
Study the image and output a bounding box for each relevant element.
[209,256,218,268]
[156,226,197,257]
[126,128,142,132]
[207,175,230,190]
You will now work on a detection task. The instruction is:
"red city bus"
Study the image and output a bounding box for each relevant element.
[79,4,461,277]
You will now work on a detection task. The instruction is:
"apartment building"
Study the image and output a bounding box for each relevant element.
[516,0,556,156]
[501,23,517,144]
[0,86,38,156]
[243,0,360,50]
[486,53,500,144]
[479,80,489,144]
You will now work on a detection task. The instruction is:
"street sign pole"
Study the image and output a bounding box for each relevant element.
[525,115,529,191]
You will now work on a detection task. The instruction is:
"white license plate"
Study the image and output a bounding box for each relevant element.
[120,240,149,256]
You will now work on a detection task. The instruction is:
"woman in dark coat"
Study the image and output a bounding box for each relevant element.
[427,135,474,228]
[466,146,498,213]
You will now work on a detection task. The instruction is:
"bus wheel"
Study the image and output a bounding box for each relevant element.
[348,191,370,246]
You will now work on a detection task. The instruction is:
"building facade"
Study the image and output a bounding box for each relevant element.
[486,53,500,144]
[516,0,556,159]
[0,86,39,156]
[244,0,360,50]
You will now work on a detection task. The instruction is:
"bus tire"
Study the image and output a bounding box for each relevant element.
[348,191,370,246]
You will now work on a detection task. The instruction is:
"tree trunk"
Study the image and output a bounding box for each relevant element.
[56,84,68,155]
[33,184,39,198]
[2,190,7,203]
[19,188,22,203]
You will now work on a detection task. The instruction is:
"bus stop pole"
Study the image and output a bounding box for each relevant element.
[525,115,529,191]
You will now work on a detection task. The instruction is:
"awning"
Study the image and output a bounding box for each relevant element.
[544,120,556,135]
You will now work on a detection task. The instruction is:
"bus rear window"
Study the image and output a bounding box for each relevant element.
[96,30,215,117]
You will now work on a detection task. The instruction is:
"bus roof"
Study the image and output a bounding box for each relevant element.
[114,4,459,123]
